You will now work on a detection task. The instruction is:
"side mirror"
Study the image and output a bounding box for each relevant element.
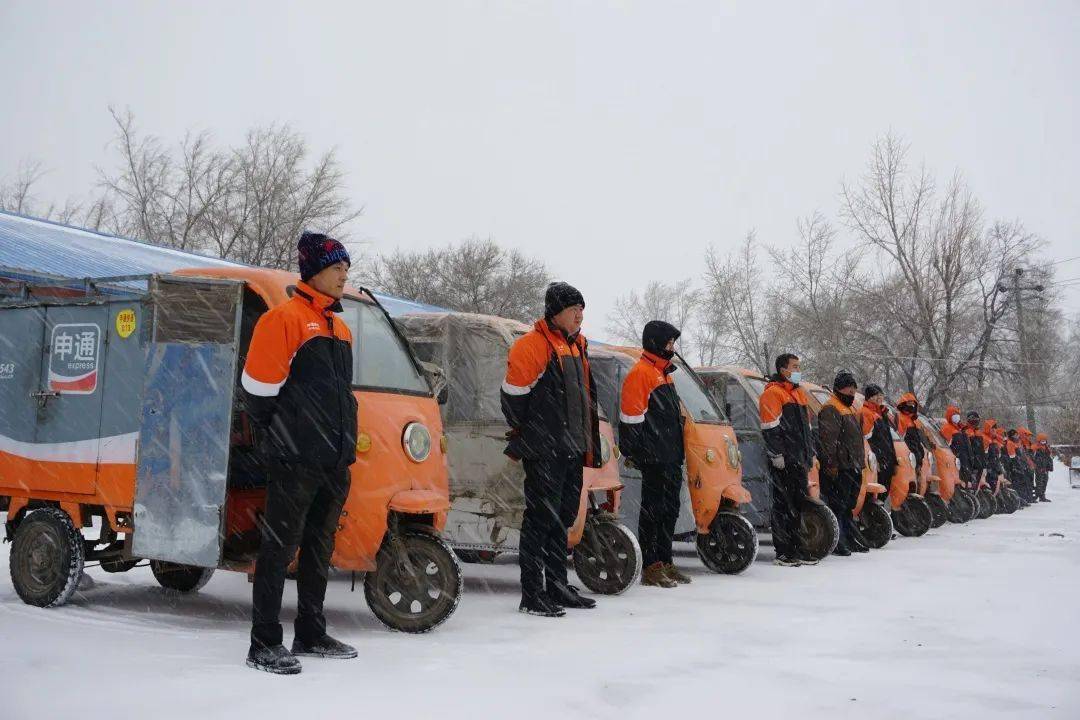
[419,361,448,405]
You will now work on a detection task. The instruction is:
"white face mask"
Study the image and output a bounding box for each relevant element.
[951,414,961,424]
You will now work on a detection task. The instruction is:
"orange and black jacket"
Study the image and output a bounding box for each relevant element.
[894,394,924,473]
[1034,438,1053,474]
[501,319,601,466]
[941,406,973,482]
[965,422,985,476]
[1018,430,1037,472]
[619,351,685,467]
[242,281,358,469]
[759,377,814,468]
[818,394,865,473]
[861,401,897,477]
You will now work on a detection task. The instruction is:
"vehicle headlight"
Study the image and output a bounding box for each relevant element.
[724,437,740,469]
[705,448,717,464]
[402,422,432,463]
[909,452,916,468]
[599,434,612,465]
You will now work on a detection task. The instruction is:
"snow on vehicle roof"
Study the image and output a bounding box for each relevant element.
[0,209,443,313]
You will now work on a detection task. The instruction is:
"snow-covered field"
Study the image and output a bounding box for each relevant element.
[2,466,1078,719]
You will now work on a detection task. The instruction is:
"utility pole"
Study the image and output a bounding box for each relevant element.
[1003,268,1045,432]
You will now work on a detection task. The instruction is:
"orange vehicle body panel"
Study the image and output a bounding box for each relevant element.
[2,266,450,575]
[888,440,918,511]
[567,420,624,546]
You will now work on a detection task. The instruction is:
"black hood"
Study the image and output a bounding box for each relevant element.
[642,320,681,359]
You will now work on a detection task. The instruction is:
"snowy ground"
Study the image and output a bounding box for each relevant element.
[2,466,1078,720]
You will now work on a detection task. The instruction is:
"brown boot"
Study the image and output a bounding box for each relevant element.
[663,563,692,584]
[642,562,677,588]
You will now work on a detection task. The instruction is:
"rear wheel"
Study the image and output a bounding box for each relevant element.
[365,528,462,633]
[1004,488,1021,514]
[977,488,996,518]
[855,501,893,549]
[893,496,932,537]
[947,491,974,524]
[10,508,85,608]
[696,511,758,574]
[798,501,840,560]
[572,516,642,595]
[926,493,949,528]
[150,560,215,593]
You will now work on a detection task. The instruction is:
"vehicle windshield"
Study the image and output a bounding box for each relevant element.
[809,389,831,408]
[673,361,727,424]
[746,376,767,399]
[339,297,431,395]
[920,415,946,447]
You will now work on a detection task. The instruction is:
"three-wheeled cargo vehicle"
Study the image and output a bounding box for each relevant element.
[0,269,462,633]
[394,311,641,595]
[694,366,839,560]
[589,348,758,575]
[916,415,978,524]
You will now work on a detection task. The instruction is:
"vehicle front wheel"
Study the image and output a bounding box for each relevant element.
[855,501,893,549]
[365,528,463,633]
[798,500,840,560]
[696,511,758,574]
[572,516,642,595]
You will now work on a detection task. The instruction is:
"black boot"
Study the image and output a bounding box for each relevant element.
[519,595,566,617]
[291,635,357,659]
[832,542,852,557]
[247,644,302,675]
[848,532,870,553]
[546,583,596,609]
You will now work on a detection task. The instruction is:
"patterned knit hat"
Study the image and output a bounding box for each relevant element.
[298,231,351,281]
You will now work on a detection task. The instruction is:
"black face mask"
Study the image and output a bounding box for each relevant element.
[837,393,855,407]
[657,347,675,360]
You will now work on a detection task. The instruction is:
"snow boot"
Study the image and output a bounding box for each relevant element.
[247,644,302,675]
[773,555,802,567]
[642,561,677,588]
[291,635,357,659]
[663,563,693,584]
[519,595,565,617]
[546,583,596,609]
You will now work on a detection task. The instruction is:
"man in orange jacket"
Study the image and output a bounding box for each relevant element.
[759,353,816,566]
[501,282,602,617]
[242,232,358,675]
[619,320,688,588]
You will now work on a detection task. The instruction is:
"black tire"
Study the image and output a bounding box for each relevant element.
[976,488,996,519]
[9,507,85,608]
[893,496,932,537]
[926,493,949,528]
[946,491,973,524]
[150,560,215,593]
[695,511,759,575]
[855,501,893,549]
[798,500,840,560]
[365,528,462,633]
[572,517,642,595]
[957,488,979,522]
[1004,488,1021,514]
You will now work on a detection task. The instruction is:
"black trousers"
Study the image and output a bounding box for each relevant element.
[769,462,807,559]
[822,467,861,545]
[1036,470,1050,499]
[251,463,351,650]
[520,455,583,601]
[638,463,683,567]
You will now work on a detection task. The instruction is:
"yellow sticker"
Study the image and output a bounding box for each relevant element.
[116,309,137,339]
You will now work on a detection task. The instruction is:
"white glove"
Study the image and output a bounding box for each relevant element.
[770,453,786,470]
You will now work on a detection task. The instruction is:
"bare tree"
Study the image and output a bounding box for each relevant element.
[699,232,788,374]
[359,236,550,323]
[97,108,360,264]
[606,278,699,353]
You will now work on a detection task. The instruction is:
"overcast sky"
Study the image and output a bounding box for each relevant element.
[2,0,1078,336]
